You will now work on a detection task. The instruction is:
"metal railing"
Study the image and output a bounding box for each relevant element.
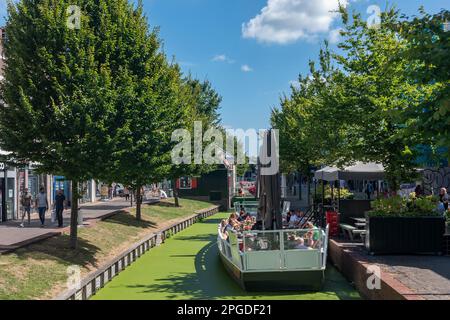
[218,225,329,272]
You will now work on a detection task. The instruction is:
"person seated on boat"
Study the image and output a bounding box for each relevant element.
[296,210,307,227]
[286,209,294,224]
[241,216,254,231]
[286,233,298,249]
[229,212,239,222]
[288,210,305,228]
[288,211,299,228]
[226,213,239,231]
[304,222,320,247]
[238,208,249,222]
[220,220,229,240]
[293,237,309,250]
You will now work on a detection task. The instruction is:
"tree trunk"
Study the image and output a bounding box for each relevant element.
[136,185,142,221]
[70,180,79,249]
[172,179,180,207]
[130,190,133,207]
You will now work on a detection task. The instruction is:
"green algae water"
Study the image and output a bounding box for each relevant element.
[93,212,360,300]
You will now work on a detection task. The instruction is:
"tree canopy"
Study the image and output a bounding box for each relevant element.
[272,6,449,191]
[0,0,223,246]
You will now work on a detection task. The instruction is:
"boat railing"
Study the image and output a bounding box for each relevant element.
[218,225,329,273]
[234,202,259,215]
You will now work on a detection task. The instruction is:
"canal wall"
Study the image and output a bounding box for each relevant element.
[54,205,220,300]
[328,239,425,300]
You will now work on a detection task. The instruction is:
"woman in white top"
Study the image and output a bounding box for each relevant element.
[35,187,49,227]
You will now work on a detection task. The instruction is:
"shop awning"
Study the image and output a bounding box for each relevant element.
[314,162,385,181]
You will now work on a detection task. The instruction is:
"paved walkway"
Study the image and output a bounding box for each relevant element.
[92,212,360,300]
[335,240,450,300]
[0,198,158,252]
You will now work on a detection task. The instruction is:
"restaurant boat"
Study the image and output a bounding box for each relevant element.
[217,202,329,291]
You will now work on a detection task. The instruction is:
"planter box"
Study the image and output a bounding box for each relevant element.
[365,216,446,255]
[338,199,371,224]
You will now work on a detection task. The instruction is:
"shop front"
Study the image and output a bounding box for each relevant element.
[1,163,17,222]
[53,176,71,207]
[52,177,97,206]
[79,180,95,204]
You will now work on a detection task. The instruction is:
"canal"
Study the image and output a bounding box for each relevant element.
[93,212,361,300]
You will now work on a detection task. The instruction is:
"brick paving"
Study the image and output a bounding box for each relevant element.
[0,197,158,252]
[333,239,450,300]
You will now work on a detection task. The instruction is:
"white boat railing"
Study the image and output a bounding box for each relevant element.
[233,202,259,215]
[218,225,329,273]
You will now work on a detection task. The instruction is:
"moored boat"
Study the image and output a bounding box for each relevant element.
[217,224,329,291]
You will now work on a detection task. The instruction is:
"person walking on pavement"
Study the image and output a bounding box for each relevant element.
[124,187,130,201]
[54,189,66,228]
[366,182,374,200]
[20,188,33,228]
[35,187,48,227]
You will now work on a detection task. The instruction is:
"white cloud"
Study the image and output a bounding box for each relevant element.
[212,54,235,64]
[242,0,348,44]
[241,64,253,72]
[328,27,342,44]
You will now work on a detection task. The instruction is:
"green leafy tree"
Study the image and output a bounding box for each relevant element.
[0,0,183,246]
[396,8,450,162]
[0,0,121,248]
[167,77,222,207]
[104,58,187,219]
[330,6,434,189]
[273,6,440,192]
[271,45,351,193]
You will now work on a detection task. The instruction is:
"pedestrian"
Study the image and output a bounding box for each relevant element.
[35,187,48,227]
[54,189,66,228]
[414,184,423,197]
[124,187,130,201]
[439,188,449,211]
[366,182,374,200]
[20,188,32,228]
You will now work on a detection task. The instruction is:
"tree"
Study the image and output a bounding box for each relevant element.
[106,60,187,219]
[0,0,180,246]
[273,6,439,191]
[329,6,435,189]
[396,8,450,162]
[271,45,353,188]
[167,77,222,207]
[1,0,114,248]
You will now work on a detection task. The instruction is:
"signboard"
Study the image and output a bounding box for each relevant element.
[101,185,109,197]
[0,163,4,170]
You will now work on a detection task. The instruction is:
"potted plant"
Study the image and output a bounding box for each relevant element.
[365,194,446,255]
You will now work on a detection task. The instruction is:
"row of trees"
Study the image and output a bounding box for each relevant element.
[272,5,449,191]
[0,0,224,248]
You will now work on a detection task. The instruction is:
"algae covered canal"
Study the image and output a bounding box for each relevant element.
[92,212,361,300]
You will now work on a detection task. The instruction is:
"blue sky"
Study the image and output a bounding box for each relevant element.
[1,0,448,131]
